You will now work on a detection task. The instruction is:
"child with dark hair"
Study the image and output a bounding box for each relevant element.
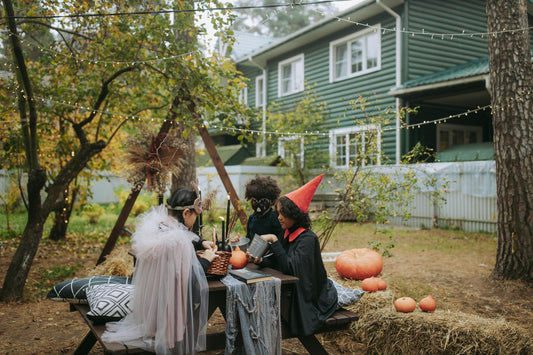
[102,187,217,354]
[244,175,283,242]
[166,187,218,272]
[251,175,338,336]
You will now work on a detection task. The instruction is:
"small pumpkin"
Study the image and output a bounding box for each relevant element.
[335,248,383,280]
[229,246,248,269]
[394,297,416,313]
[361,277,379,292]
[419,295,436,312]
[375,277,387,290]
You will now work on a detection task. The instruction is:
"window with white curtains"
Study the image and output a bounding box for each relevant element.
[255,75,264,107]
[330,26,381,82]
[278,135,304,168]
[329,125,381,167]
[278,54,304,97]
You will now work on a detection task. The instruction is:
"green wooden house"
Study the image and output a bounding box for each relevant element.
[229,0,533,167]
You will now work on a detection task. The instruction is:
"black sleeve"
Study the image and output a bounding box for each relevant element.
[198,257,211,273]
[192,238,204,251]
[245,216,253,240]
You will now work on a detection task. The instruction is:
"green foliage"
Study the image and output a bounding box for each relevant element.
[265,84,329,185]
[82,203,106,224]
[114,187,159,217]
[314,97,443,256]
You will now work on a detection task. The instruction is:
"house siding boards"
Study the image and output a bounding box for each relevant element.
[235,0,513,166]
[244,14,401,162]
[405,0,488,81]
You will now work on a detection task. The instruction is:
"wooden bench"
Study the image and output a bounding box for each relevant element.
[281,308,359,354]
[71,303,358,355]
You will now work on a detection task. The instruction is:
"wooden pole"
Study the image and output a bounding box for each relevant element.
[96,119,175,265]
[197,124,248,228]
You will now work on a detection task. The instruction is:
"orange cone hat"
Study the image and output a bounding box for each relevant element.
[284,174,324,213]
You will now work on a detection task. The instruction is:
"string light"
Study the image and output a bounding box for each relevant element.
[0,1,347,20]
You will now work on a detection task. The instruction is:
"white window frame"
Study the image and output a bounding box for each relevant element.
[278,54,304,97]
[278,135,304,168]
[329,25,381,82]
[329,125,381,168]
[238,86,248,106]
[437,124,483,152]
[255,75,265,107]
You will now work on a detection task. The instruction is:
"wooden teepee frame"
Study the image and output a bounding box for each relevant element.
[97,106,247,265]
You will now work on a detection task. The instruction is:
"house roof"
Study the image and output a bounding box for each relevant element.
[403,57,489,89]
[390,50,533,98]
[236,0,405,68]
[196,144,252,167]
[231,31,277,62]
[437,142,494,162]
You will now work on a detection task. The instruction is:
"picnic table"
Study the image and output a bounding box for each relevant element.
[71,265,358,354]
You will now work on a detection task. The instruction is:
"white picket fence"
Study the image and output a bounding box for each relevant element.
[1,161,497,233]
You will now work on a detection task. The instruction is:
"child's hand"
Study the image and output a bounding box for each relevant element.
[261,234,277,243]
[246,253,263,264]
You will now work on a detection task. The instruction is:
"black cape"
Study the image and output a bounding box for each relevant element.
[246,208,283,242]
[263,228,338,336]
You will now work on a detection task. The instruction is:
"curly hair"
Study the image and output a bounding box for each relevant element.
[278,196,311,229]
[244,175,281,201]
[166,187,197,223]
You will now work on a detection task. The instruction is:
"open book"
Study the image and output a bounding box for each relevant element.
[229,267,272,284]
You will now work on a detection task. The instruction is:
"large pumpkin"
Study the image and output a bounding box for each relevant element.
[335,248,383,280]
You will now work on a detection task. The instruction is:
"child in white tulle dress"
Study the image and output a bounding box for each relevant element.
[102,187,218,355]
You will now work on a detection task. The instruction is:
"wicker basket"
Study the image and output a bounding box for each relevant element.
[197,251,232,276]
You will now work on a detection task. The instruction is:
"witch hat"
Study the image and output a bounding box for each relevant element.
[284,174,324,213]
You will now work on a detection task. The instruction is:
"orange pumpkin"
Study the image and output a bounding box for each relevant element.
[419,295,436,312]
[335,248,383,280]
[229,246,248,269]
[375,277,387,290]
[361,277,379,292]
[394,297,416,313]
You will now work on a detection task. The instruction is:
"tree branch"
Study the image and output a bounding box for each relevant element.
[73,64,140,143]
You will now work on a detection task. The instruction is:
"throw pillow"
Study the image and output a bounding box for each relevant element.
[86,283,134,322]
[46,275,132,303]
[329,278,365,308]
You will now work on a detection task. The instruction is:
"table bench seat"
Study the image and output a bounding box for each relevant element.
[71,303,358,355]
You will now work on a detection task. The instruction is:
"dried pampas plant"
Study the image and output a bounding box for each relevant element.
[125,125,189,194]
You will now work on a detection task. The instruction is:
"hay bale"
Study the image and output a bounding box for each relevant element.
[87,246,134,277]
[351,308,532,355]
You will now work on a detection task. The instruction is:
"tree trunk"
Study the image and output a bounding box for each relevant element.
[0,168,46,302]
[486,0,533,282]
[48,187,78,241]
[1,142,106,301]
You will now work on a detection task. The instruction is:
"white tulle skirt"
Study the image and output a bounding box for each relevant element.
[102,206,208,355]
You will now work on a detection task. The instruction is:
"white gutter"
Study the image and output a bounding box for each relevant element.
[376,0,402,164]
[248,55,268,157]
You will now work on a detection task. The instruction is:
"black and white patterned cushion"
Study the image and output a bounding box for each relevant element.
[86,283,134,322]
[329,278,365,307]
[46,275,132,303]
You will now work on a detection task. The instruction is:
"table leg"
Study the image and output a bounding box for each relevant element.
[297,335,328,355]
[73,331,97,355]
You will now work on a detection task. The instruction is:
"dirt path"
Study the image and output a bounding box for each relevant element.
[1,226,531,354]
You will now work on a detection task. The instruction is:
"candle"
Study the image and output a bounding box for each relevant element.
[212,225,216,246]
[226,194,230,238]
[221,220,225,248]
[198,187,203,231]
